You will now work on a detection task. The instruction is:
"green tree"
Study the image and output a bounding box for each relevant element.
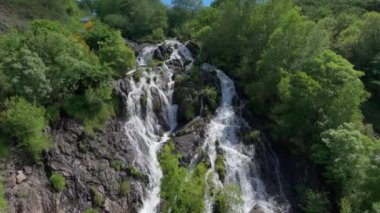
[0,47,51,102]
[338,12,380,69]
[311,123,371,192]
[97,31,136,76]
[275,51,368,142]
[24,20,107,102]
[159,141,207,212]
[96,0,168,41]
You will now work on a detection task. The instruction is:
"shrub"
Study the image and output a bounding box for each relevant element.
[160,141,207,212]
[215,154,226,181]
[214,184,243,213]
[201,86,218,111]
[120,180,130,197]
[50,173,66,191]
[90,187,104,207]
[243,130,261,144]
[110,160,123,172]
[98,33,136,76]
[301,189,329,213]
[0,97,49,162]
[63,92,115,135]
[126,166,147,182]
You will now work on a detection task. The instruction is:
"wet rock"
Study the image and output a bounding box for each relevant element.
[178,46,193,66]
[250,204,266,213]
[166,59,183,72]
[153,44,174,61]
[23,166,33,175]
[174,117,207,165]
[3,119,139,213]
[174,133,202,165]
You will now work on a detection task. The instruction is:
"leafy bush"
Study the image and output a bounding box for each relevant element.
[201,86,218,113]
[98,38,135,76]
[50,173,66,191]
[160,141,207,212]
[214,184,243,213]
[0,20,109,104]
[0,97,49,162]
[96,0,168,41]
[126,166,147,182]
[243,130,261,144]
[63,87,116,135]
[0,47,51,103]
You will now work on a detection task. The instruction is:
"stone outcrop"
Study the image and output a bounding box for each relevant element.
[3,119,143,213]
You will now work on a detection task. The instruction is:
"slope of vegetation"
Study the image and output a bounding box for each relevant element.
[0,17,135,162]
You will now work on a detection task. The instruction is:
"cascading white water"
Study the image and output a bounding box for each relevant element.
[122,40,193,213]
[202,64,287,213]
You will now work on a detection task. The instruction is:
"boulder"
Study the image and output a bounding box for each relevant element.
[153,44,174,61]
[250,204,266,213]
[104,198,124,213]
[16,170,27,184]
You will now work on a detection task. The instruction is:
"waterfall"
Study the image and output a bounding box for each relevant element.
[121,40,193,213]
[201,64,289,213]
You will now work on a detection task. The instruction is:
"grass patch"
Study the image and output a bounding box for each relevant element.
[110,160,123,172]
[83,208,99,213]
[90,187,104,207]
[215,154,226,181]
[50,173,66,191]
[0,180,7,212]
[120,180,130,197]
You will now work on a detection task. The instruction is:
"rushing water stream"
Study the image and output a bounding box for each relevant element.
[202,64,289,213]
[122,40,193,213]
[121,40,287,213]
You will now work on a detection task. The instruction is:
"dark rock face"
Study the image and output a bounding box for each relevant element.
[185,41,200,58]
[173,65,220,127]
[3,119,143,213]
[153,44,174,61]
[173,117,207,165]
[125,38,152,56]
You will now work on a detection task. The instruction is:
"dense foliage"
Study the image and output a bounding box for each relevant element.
[0,97,49,162]
[0,18,135,162]
[95,0,167,41]
[159,141,207,212]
